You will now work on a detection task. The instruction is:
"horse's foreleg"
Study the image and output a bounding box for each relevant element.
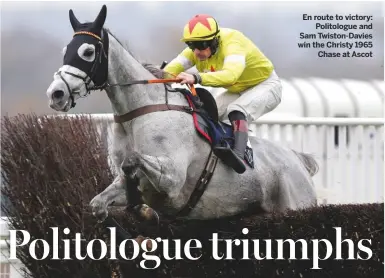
[122,151,186,220]
[89,174,128,221]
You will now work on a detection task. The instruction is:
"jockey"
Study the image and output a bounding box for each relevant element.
[163,14,283,174]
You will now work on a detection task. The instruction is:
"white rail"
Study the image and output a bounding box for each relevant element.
[252,120,383,204]
[256,117,385,126]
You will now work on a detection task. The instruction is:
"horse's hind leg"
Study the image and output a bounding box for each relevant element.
[277,170,317,212]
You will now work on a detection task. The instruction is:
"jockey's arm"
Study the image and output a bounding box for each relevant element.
[199,42,246,87]
[163,48,195,79]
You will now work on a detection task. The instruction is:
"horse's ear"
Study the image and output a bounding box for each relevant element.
[69,9,81,31]
[93,5,107,30]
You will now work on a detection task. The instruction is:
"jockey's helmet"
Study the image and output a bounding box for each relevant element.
[181,14,220,42]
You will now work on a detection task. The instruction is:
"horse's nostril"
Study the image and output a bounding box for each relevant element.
[53,90,64,99]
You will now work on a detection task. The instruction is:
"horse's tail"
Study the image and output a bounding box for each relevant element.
[293,151,319,177]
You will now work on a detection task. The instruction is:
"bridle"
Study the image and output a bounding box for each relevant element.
[57,30,197,111]
[56,31,109,108]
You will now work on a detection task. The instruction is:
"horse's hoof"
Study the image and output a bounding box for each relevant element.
[135,205,160,225]
[134,235,153,250]
[90,196,108,222]
[93,210,108,223]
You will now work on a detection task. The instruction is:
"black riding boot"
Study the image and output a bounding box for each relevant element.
[214,111,248,174]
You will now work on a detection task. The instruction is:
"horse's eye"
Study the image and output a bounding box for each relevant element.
[84,48,94,57]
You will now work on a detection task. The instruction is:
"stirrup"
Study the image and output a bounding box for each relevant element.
[213,146,246,174]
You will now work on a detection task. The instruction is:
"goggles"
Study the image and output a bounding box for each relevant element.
[186,40,213,51]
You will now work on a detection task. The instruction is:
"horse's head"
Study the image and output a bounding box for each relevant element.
[46,5,109,112]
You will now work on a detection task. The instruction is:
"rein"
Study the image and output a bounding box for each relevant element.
[105,78,197,96]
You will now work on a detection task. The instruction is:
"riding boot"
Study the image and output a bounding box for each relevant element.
[214,111,248,174]
[232,120,249,159]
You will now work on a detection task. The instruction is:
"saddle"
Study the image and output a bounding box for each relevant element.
[175,87,254,170]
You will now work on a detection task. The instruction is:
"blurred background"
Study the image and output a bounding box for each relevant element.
[1,1,383,116]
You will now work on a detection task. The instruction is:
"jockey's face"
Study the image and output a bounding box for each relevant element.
[186,40,214,61]
[193,47,212,61]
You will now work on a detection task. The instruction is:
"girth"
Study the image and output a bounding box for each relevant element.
[177,149,218,217]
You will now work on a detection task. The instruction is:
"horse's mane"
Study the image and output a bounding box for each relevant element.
[103,27,164,79]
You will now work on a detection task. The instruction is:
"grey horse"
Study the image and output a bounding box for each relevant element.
[46,5,320,222]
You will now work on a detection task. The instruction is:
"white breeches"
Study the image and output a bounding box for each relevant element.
[214,70,283,123]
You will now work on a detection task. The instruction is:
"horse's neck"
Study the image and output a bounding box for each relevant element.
[105,34,166,116]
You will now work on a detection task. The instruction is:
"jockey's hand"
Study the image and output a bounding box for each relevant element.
[177,72,195,85]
